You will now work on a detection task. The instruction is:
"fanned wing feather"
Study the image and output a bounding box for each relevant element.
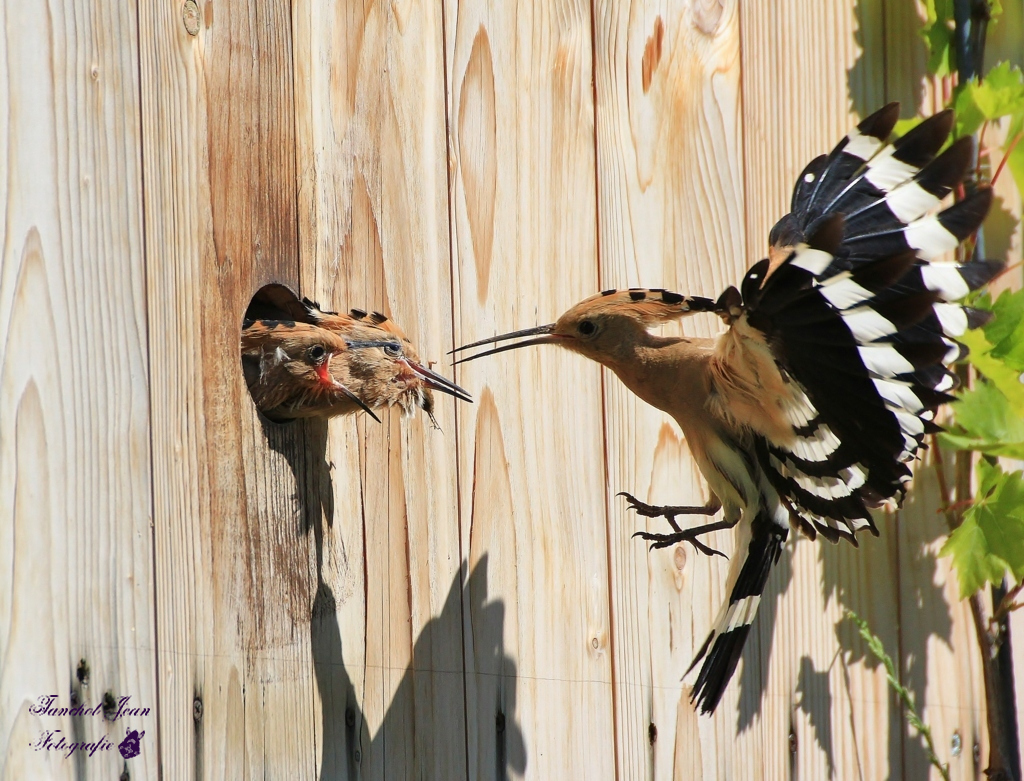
[687,104,1003,715]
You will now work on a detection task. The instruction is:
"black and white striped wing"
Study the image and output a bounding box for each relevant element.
[739,105,1002,541]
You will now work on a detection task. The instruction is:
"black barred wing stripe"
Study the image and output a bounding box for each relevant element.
[743,104,1003,538]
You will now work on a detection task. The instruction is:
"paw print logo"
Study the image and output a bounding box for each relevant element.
[118,728,145,760]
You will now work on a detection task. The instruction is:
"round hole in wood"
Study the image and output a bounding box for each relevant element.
[241,283,308,423]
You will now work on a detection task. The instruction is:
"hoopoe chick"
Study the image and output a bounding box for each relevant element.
[454,104,1004,714]
[241,320,393,421]
[299,299,472,422]
[241,301,472,423]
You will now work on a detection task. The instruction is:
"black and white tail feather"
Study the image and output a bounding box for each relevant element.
[688,104,1004,714]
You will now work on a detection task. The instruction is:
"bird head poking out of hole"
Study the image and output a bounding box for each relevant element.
[241,285,472,424]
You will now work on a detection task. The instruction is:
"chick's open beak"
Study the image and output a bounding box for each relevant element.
[449,324,568,365]
[402,359,473,403]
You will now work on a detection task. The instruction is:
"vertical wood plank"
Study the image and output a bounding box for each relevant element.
[741,3,993,780]
[139,0,322,776]
[0,0,157,777]
[739,2,906,779]
[292,0,467,778]
[446,0,616,776]
[590,0,749,778]
[894,455,989,780]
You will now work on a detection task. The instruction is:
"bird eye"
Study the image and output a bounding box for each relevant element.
[308,344,327,362]
[383,343,401,357]
[578,320,597,336]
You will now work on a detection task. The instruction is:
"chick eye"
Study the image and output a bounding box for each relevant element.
[578,320,597,336]
[383,343,401,357]
[308,344,327,362]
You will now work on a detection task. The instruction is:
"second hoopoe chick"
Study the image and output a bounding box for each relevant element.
[299,299,473,421]
[453,104,1004,714]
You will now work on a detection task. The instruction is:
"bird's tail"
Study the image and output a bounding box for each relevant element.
[686,507,787,714]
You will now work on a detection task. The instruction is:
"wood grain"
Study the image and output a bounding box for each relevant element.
[138,0,320,776]
[738,3,907,779]
[447,0,616,776]
[0,0,157,776]
[591,0,749,777]
[2,0,1022,778]
[292,0,467,777]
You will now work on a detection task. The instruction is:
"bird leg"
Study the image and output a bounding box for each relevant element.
[618,491,729,558]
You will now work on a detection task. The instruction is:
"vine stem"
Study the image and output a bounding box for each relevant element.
[993,131,1023,187]
[933,425,1018,780]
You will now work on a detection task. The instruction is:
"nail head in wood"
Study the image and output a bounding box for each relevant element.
[102,691,117,721]
[76,658,89,686]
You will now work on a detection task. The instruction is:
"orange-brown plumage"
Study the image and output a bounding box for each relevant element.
[241,301,471,422]
[453,104,1004,715]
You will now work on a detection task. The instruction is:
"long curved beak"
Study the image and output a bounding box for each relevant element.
[337,384,382,423]
[449,324,567,365]
[315,353,382,423]
[402,360,474,403]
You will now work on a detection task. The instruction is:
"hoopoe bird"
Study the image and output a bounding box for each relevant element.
[453,104,1004,714]
[242,301,471,422]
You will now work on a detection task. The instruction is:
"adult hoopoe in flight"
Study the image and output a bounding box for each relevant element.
[242,299,471,422]
[453,104,1004,714]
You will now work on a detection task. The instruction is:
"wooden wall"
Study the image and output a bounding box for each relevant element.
[1,0,1021,778]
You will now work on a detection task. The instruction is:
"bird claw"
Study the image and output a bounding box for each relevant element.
[617,491,661,518]
[617,491,716,522]
[631,530,727,559]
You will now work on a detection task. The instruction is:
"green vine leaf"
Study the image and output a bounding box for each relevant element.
[940,461,1024,598]
[922,0,956,76]
[984,288,1024,370]
[953,62,1024,137]
[1002,110,1024,211]
[939,379,1024,458]
[957,327,1024,419]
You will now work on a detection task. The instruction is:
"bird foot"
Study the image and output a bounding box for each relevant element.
[618,492,728,558]
[631,529,727,558]
[617,492,719,525]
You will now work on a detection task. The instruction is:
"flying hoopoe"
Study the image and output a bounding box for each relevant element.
[242,301,471,422]
[453,104,1004,714]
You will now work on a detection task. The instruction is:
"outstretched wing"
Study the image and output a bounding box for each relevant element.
[722,105,1002,542]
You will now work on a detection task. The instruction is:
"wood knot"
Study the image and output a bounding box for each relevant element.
[182,0,200,35]
[641,17,665,94]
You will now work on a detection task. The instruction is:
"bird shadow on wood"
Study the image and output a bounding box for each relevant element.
[984,190,1019,263]
[244,284,338,533]
[847,0,929,118]
[310,554,526,780]
[736,545,794,731]
[796,655,836,779]
[256,415,336,537]
[821,498,954,779]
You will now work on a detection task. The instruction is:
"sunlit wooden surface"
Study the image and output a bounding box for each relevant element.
[1,0,1022,778]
